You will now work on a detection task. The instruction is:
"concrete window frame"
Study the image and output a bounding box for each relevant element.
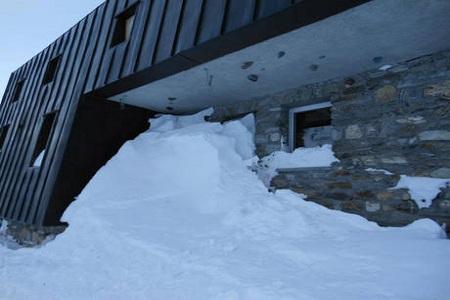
[288,101,332,152]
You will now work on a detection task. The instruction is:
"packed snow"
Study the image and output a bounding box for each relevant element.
[1,109,449,300]
[393,175,450,209]
[365,168,394,175]
[258,144,339,185]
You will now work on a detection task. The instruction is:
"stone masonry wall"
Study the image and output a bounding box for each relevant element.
[210,50,450,230]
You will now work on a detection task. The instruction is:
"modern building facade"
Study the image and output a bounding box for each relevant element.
[1,0,450,238]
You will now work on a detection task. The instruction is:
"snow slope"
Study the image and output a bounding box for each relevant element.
[1,109,449,300]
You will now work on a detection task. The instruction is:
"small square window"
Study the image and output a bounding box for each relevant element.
[12,79,25,102]
[0,125,10,151]
[111,4,138,47]
[42,56,62,85]
[289,103,332,151]
[30,112,57,168]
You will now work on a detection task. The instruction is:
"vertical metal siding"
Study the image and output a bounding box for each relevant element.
[0,0,309,226]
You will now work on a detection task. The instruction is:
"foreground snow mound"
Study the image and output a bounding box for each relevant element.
[1,109,449,300]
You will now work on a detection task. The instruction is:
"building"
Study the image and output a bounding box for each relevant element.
[1,0,450,241]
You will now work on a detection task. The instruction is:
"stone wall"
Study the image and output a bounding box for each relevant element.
[210,49,450,231]
[0,220,66,247]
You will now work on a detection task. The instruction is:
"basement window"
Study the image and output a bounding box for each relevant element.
[289,102,332,151]
[30,112,57,168]
[111,4,138,47]
[0,125,10,152]
[12,79,25,102]
[42,56,62,85]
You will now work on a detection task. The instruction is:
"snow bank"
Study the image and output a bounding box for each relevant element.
[393,175,450,208]
[1,109,449,300]
[258,144,339,185]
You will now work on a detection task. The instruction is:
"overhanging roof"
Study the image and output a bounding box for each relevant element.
[106,0,450,113]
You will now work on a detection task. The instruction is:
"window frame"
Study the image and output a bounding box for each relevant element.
[110,3,139,48]
[288,101,332,152]
[0,124,11,152]
[30,111,58,168]
[11,79,26,102]
[42,55,62,85]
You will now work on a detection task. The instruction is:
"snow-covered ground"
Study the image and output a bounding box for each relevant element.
[1,109,449,300]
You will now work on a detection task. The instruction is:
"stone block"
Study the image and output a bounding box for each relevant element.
[430,168,450,178]
[269,133,281,142]
[365,201,381,212]
[424,80,450,99]
[380,156,408,164]
[345,125,363,139]
[419,130,450,141]
[395,116,426,124]
[327,181,353,189]
[374,85,397,102]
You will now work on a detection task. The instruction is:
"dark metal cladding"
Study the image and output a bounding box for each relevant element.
[0,0,370,227]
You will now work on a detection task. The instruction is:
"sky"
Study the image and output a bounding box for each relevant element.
[0,0,104,101]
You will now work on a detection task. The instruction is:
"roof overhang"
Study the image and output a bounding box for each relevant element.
[103,0,450,113]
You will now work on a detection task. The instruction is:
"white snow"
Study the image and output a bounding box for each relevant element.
[393,175,450,209]
[1,109,450,300]
[32,150,45,168]
[366,168,394,175]
[379,64,393,71]
[258,144,339,185]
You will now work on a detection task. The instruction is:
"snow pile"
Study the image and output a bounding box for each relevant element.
[393,175,450,208]
[1,109,449,300]
[258,144,339,185]
[366,168,394,175]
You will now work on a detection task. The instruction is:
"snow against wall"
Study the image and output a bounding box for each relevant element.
[1,109,449,300]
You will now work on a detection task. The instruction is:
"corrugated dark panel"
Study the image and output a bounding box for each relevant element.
[81,3,108,92]
[121,0,153,77]
[6,34,69,222]
[173,0,204,54]
[84,0,117,93]
[0,50,49,209]
[29,16,95,224]
[0,40,57,219]
[223,0,256,33]
[135,0,167,71]
[13,27,74,223]
[33,10,103,225]
[196,0,227,44]
[154,0,184,63]
[11,28,75,222]
[95,0,127,88]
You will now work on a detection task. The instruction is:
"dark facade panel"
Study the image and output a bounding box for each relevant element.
[0,0,369,226]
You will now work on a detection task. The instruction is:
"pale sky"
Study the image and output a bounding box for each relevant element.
[0,0,104,101]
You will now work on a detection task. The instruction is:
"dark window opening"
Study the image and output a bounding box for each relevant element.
[12,79,25,102]
[42,56,61,85]
[294,107,332,149]
[0,125,10,151]
[111,4,138,47]
[30,112,57,168]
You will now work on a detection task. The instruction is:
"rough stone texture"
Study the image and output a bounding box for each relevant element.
[424,80,450,99]
[3,221,67,247]
[210,49,450,232]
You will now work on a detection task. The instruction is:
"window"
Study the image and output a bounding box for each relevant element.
[12,79,25,102]
[111,4,138,47]
[30,112,57,168]
[42,56,62,85]
[289,102,332,151]
[0,125,10,151]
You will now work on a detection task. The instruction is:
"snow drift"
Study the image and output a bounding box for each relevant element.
[1,109,449,300]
